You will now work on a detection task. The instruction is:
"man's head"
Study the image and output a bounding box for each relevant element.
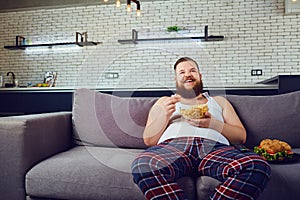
[174,57,203,98]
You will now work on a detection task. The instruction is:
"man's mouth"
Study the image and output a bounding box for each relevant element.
[184,79,195,83]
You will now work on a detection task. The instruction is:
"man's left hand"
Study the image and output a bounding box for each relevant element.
[186,112,211,128]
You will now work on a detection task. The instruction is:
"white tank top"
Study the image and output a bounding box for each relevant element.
[157,93,230,145]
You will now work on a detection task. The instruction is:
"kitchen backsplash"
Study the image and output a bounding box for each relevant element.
[0,0,299,89]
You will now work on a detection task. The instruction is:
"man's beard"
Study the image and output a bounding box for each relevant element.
[176,80,203,98]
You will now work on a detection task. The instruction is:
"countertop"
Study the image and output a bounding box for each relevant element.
[0,84,279,116]
[0,84,277,93]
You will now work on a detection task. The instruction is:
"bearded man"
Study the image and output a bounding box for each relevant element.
[131,57,271,200]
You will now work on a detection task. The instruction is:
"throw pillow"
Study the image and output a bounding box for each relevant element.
[72,88,157,148]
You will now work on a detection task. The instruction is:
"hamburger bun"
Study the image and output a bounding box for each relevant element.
[254,139,293,161]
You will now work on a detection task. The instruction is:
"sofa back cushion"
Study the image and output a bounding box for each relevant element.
[72,88,157,148]
[226,90,300,148]
[73,88,300,149]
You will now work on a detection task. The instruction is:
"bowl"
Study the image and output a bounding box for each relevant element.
[180,103,208,119]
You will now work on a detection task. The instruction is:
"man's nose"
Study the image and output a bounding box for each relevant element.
[184,71,192,76]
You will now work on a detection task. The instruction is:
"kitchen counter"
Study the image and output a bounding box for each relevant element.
[257,74,300,94]
[0,83,277,92]
[2,74,300,117]
[0,84,279,117]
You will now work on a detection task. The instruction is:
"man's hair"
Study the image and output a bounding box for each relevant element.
[173,57,199,71]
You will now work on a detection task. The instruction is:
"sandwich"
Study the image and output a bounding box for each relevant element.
[254,139,294,161]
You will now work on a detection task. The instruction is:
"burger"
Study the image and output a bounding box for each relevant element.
[254,139,294,162]
[180,103,209,119]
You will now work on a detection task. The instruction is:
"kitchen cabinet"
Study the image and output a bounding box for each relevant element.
[258,75,300,94]
[0,86,278,117]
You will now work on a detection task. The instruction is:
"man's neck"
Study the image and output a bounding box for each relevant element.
[179,93,207,105]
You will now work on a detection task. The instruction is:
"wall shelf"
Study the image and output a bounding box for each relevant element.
[4,42,101,50]
[118,36,224,44]
[4,32,102,50]
[118,26,224,44]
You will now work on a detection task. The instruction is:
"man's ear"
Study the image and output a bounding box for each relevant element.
[174,74,178,81]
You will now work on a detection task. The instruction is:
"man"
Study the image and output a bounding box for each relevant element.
[131,57,271,200]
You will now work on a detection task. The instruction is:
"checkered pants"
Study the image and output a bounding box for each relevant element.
[131,137,271,200]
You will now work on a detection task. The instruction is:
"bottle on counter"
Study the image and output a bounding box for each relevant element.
[14,79,19,87]
[0,74,3,87]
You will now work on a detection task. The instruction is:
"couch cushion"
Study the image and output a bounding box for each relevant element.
[72,88,157,148]
[258,148,300,200]
[226,91,300,148]
[196,176,220,200]
[25,146,198,200]
[26,146,145,200]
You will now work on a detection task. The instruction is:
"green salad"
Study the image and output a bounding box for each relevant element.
[254,146,294,161]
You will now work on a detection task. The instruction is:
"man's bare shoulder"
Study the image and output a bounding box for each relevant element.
[211,96,230,108]
[153,96,170,104]
[212,95,227,102]
[157,96,170,101]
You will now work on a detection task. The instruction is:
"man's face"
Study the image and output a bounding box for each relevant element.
[175,60,203,98]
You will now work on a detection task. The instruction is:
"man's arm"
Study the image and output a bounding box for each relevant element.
[213,96,246,144]
[143,95,180,146]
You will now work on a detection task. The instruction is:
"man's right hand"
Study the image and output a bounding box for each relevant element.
[156,95,181,119]
[142,95,180,146]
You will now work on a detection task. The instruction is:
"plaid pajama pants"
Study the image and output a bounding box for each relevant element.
[131,137,271,200]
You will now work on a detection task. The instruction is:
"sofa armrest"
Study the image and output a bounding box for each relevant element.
[0,111,73,200]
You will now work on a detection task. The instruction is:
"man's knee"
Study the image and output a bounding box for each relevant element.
[241,154,271,188]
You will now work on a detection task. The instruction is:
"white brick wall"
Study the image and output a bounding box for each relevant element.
[0,0,299,89]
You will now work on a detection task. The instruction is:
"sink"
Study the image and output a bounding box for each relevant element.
[4,83,14,88]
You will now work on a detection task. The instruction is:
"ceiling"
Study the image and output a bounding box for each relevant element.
[0,0,156,12]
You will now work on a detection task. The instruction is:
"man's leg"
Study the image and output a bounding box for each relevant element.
[198,145,271,200]
[131,138,194,200]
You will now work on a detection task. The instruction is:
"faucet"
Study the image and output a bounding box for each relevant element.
[6,71,16,87]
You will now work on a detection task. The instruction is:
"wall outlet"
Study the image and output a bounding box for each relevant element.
[251,69,262,76]
[104,72,119,79]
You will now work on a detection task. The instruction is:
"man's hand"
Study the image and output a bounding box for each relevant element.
[186,112,224,133]
[156,95,181,119]
[143,95,181,146]
[186,112,211,128]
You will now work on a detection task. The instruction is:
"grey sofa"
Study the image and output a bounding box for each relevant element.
[0,88,300,200]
